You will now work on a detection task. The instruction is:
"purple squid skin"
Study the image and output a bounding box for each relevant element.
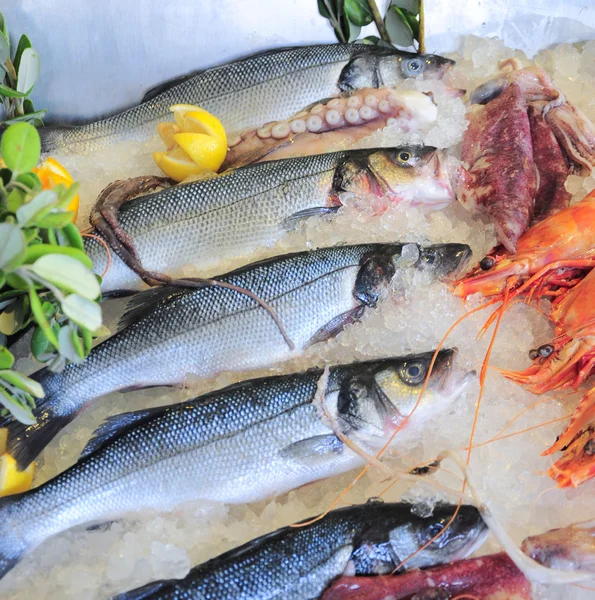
[459,82,537,254]
[529,104,572,221]
[322,552,531,599]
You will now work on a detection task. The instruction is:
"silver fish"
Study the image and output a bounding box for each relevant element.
[4,242,471,469]
[0,351,473,579]
[111,501,487,600]
[40,44,453,154]
[87,147,455,293]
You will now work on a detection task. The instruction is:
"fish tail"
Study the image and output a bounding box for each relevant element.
[5,368,72,470]
[0,494,30,579]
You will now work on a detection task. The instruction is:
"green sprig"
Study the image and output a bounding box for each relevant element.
[0,122,103,424]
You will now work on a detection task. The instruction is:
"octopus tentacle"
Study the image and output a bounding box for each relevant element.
[221,87,438,170]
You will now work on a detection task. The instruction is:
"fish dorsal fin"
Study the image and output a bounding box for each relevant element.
[80,406,168,459]
[141,73,196,103]
[117,285,188,332]
[112,580,167,600]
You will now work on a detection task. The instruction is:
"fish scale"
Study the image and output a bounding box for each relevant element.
[4,242,471,476]
[0,352,471,581]
[111,502,486,600]
[40,44,453,154]
[86,147,452,292]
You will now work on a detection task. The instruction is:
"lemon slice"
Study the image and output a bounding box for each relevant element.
[157,122,180,150]
[35,157,80,222]
[0,454,34,497]
[153,146,207,182]
[173,132,227,173]
[182,110,227,146]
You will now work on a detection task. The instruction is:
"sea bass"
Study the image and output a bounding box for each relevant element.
[40,44,453,154]
[5,243,471,469]
[87,147,455,293]
[112,501,487,600]
[0,352,472,579]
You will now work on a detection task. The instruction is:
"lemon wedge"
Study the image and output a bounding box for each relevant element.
[153,105,228,182]
[153,146,207,182]
[157,122,181,150]
[35,157,80,222]
[0,454,34,497]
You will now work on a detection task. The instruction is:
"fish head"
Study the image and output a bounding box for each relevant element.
[335,349,475,444]
[387,503,488,570]
[336,146,453,210]
[373,146,454,209]
[339,49,454,93]
[353,243,472,307]
[521,520,595,572]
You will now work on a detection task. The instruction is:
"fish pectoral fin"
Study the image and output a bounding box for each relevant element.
[279,434,344,465]
[306,305,366,348]
[282,206,340,231]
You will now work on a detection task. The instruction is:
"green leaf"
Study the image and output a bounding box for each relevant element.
[61,294,102,331]
[23,98,34,113]
[0,168,12,186]
[30,254,100,300]
[6,271,30,290]
[36,210,75,229]
[0,27,9,67]
[13,34,32,75]
[57,323,84,363]
[317,0,332,18]
[16,48,40,95]
[390,0,419,14]
[347,21,361,42]
[0,83,27,98]
[22,243,93,269]
[16,189,58,226]
[1,122,41,172]
[0,294,28,335]
[15,170,42,192]
[29,287,58,349]
[385,5,415,47]
[0,222,25,270]
[81,326,93,354]
[31,323,54,361]
[0,369,43,397]
[0,13,7,41]
[0,271,5,288]
[5,187,25,212]
[61,222,84,251]
[0,346,14,369]
[55,181,80,210]
[344,0,373,26]
[0,386,36,425]
[2,109,47,126]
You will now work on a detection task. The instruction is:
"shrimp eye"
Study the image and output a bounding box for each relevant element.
[400,361,426,385]
[405,58,424,75]
[538,344,554,358]
[585,439,595,456]
[398,151,411,163]
[480,256,495,270]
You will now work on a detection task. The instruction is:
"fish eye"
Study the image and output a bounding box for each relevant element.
[422,251,437,265]
[405,58,424,75]
[400,361,426,385]
[397,151,411,163]
[426,522,444,540]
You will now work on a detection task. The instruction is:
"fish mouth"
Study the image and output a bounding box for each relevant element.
[448,246,474,280]
[435,347,476,401]
[470,76,509,105]
[452,517,490,561]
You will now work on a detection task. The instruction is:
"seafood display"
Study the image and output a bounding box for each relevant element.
[113,501,487,600]
[0,354,471,579]
[2,16,595,600]
[40,44,453,154]
[4,243,470,469]
[87,147,454,292]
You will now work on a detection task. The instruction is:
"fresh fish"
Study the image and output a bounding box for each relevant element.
[5,242,471,469]
[111,501,487,600]
[40,44,454,154]
[0,351,473,579]
[87,147,455,293]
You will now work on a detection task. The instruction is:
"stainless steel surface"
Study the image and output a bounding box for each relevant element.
[2,0,595,122]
